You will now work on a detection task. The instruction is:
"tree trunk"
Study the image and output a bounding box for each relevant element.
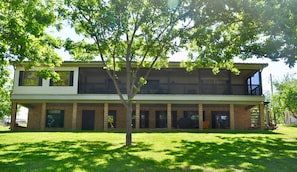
[126,100,133,146]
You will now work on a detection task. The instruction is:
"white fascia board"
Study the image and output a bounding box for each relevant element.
[11,94,265,105]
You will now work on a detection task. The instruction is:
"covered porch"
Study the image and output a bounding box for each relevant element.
[10,94,266,131]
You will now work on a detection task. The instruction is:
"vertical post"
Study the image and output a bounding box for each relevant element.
[198,70,201,94]
[103,103,108,130]
[267,108,271,126]
[230,104,235,130]
[10,102,17,130]
[72,102,77,130]
[40,102,46,130]
[167,104,172,129]
[198,104,203,130]
[135,103,140,129]
[259,103,265,130]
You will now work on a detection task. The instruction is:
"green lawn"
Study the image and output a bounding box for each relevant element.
[0,126,296,172]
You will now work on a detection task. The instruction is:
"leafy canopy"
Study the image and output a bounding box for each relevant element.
[271,75,297,122]
[0,0,63,118]
[0,0,62,68]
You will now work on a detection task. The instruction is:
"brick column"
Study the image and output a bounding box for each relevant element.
[230,104,235,130]
[72,102,77,130]
[103,103,108,130]
[135,103,140,129]
[259,103,265,130]
[167,104,172,129]
[198,104,203,130]
[40,102,46,130]
[10,102,17,130]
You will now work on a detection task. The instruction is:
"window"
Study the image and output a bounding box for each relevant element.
[247,71,262,95]
[211,111,230,129]
[182,111,199,128]
[155,111,167,128]
[50,71,74,86]
[19,71,42,86]
[132,111,149,128]
[46,110,64,128]
[108,110,116,128]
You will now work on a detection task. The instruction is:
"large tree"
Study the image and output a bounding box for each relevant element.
[59,0,297,146]
[184,0,297,69]
[0,0,63,118]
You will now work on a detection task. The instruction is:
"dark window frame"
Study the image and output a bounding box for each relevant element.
[46,110,64,128]
[50,71,74,86]
[247,71,262,95]
[132,111,149,128]
[19,71,42,86]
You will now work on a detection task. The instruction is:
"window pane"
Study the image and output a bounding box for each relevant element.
[46,110,64,128]
[50,71,73,86]
[181,111,199,128]
[19,71,42,86]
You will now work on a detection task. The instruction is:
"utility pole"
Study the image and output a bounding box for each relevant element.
[270,74,277,125]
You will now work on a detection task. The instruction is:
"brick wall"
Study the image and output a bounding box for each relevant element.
[234,105,252,130]
[25,102,253,130]
[27,104,42,130]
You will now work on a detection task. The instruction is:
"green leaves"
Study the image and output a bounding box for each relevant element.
[271,74,297,122]
[37,68,60,82]
[0,59,11,118]
[1,0,62,66]
[186,0,297,68]
[0,0,63,118]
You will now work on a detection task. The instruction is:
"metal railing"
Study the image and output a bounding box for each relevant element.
[78,82,262,95]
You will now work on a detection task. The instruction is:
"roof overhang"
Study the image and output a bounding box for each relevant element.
[12,61,268,70]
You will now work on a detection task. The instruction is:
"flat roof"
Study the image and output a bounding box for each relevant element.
[13,61,268,70]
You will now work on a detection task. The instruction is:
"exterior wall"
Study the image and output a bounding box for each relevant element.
[27,104,42,130]
[13,67,79,95]
[234,105,252,130]
[284,113,297,124]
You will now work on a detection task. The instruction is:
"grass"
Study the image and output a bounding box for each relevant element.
[0,126,297,172]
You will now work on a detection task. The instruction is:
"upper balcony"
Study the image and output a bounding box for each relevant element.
[78,66,264,96]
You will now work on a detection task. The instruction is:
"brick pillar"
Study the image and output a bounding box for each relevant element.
[230,104,235,130]
[103,103,108,130]
[40,102,46,130]
[259,103,265,130]
[167,104,172,129]
[198,104,203,130]
[10,102,17,130]
[135,103,140,129]
[72,102,77,130]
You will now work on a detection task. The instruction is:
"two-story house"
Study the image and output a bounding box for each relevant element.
[10,61,267,131]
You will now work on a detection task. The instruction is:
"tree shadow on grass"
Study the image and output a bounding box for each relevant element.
[0,131,296,172]
[0,140,179,172]
[165,136,297,171]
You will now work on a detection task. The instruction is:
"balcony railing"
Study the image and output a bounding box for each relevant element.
[78,82,262,95]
